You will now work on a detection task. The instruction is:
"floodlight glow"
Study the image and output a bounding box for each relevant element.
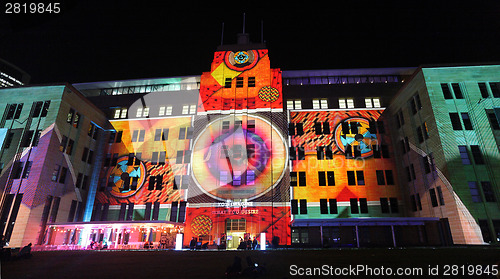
[260,233,266,250]
[175,234,183,250]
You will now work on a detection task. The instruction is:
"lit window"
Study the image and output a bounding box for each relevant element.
[189,104,196,114]
[321,99,328,109]
[136,108,143,117]
[120,108,127,119]
[365,98,373,108]
[114,109,121,119]
[365,97,380,108]
[313,99,328,109]
[166,106,172,115]
[313,99,320,109]
[159,106,165,116]
[347,98,354,108]
[182,105,189,114]
[339,98,354,109]
[294,100,302,109]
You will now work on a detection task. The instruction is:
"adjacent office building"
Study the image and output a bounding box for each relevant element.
[0,35,499,249]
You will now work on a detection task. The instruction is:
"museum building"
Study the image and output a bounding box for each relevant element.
[0,34,499,249]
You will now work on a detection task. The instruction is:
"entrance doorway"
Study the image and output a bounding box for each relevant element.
[226,219,246,250]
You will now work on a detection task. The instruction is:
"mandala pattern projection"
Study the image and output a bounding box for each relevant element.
[107,156,146,198]
[191,215,213,236]
[225,50,258,71]
[95,117,191,205]
[334,117,378,158]
[191,115,287,201]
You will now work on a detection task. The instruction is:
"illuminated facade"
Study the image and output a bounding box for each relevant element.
[1,36,499,249]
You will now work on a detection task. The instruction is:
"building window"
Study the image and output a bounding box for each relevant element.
[131,130,145,142]
[347,171,364,185]
[479,83,489,98]
[288,123,304,136]
[299,199,308,214]
[449,113,462,130]
[429,188,439,207]
[235,77,244,88]
[339,98,354,109]
[451,83,464,99]
[182,104,196,115]
[248,77,256,87]
[490,82,500,97]
[461,113,473,130]
[380,198,390,213]
[350,198,359,214]
[468,181,482,202]
[359,198,368,213]
[458,146,471,165]
[470,145,484,165]
[410,93,422,114]
[32,101,43,118]
[423,122,430,139]
[376,170,385,185]
[422,155,432,174]
[175,150,191,164]
[291,199,298,215]
[320,199,328,214]
[290,172,306,186]
[159,105,173,116]
[436,186,445,205]
[365,97,381,108]
[441,83,453,99]
[487,112,500,130]
[113,108,127,119]
[286,99,302,110]
[291,228,309,244]
[6,103,23,120]
[224,78,232,88]
[154,128,169,141]
[318,171,335,186]
[329,199,338,214]
[136,107,150,117]
[312,99,328,109]
[416,126,424,143]
[481,181,496,202]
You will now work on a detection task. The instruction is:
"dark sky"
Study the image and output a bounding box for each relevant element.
[1,1,500,84]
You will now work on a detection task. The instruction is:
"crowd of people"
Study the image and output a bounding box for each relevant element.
[237,236,259,250]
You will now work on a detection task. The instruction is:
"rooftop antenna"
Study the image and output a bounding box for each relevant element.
[220,22,224,46]
[242,13,246,34]
[261,20,264,43]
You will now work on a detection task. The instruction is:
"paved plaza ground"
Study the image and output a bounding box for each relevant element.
[1,247,500,278]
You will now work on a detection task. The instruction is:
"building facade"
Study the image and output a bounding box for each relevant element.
[0,58,30,88]
[1,37,499,249]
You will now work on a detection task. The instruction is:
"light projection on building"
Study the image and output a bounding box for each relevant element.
[107,156,146,198]
[191,114,287,201]
[334,117,379,158]
[199,49,282,112]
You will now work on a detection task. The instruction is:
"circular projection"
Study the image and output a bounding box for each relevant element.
[224,50,258,71]
[334,117,378,158]
[191,215,213,236]
[191,115,287,201]
[107,156,146,198]
[258,86,280,102]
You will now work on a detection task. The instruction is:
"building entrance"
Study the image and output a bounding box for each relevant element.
[226,219,246,250]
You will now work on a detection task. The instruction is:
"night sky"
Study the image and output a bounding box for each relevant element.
[1,1,500,84]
